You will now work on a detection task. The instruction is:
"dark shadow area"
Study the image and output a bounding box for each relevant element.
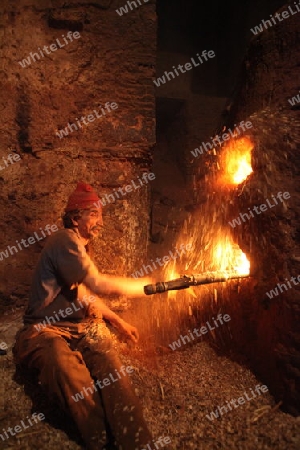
[13,365,84,447]
[156,97,185,135]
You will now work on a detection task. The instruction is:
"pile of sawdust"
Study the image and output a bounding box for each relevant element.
[0,312,299,450]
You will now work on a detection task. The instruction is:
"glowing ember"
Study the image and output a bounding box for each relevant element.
[219,136,253,185]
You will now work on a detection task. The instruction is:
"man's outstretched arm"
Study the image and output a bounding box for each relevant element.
[82,264,151,298]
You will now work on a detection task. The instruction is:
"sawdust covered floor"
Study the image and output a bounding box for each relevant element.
[0,311,299,450]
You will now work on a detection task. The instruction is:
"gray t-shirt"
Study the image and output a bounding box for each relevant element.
[24,228,95,324]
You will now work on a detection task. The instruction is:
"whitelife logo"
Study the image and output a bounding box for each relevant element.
[0,341,8,355]
[169,314,231,351]
[153,50,215,87]
[116,0,149,16]
[131,243,192,278]
[72,366,134,402]
[206,384,269,421]
[0,224,58,261]
[56,102,118,139]
[266,275,300,299]
[18,31,81,68]
[191,120,253,158]
[142,436,171,450]
[94,173,155,208]
[0,153,21,171]
[228,191,290,228]
[34,295,97,331]
[288,90,300,107]
[0,412,45,442]
[250,2,300,35]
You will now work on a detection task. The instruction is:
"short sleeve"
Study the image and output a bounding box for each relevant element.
[53,234,92,287]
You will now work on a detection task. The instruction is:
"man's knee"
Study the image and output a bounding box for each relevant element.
[18,332,83,372]
[39,336,85,367]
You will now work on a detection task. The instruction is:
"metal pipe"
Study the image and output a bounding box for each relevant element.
[144,272,250,295]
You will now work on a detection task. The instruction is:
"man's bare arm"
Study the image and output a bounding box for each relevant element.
[89,295,125,327]
[82,264,151,298]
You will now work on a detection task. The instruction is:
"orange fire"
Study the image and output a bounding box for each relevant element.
[161,136,253,295]
[163,236,250,286]
[212,237,250,276]
[219,136,253,185]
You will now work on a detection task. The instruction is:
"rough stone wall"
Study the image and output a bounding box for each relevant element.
[197,1,300,415]
[0,0,156,304]
[152,0,300,416]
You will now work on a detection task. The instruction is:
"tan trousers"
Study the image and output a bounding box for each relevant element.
[13,320,153,450]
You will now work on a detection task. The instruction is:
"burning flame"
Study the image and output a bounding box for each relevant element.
[163,236,250,286]
[219,136,253,185]
[164,261,180,297]
[160,137,253,294]
[212,238,250,276]
[234,252,250,275]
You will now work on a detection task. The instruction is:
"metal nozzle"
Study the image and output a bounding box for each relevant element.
[144,273,250,295]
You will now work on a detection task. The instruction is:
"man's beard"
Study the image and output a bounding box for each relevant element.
[88,227,101,239]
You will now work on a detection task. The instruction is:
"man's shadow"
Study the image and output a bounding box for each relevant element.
[13,364,85,448]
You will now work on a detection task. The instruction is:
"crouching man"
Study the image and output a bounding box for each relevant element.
[13,182,153,450]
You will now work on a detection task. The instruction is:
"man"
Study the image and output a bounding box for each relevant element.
[13,182,153,450]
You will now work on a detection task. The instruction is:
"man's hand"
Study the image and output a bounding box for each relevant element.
[118,320,139,343]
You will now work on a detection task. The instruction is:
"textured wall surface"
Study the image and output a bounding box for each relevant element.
[227,2,300,415]
[0,0,156,303]
[191,1,300,415]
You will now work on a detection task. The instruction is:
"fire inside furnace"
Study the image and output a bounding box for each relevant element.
[153,135,254,295]
[218,136,254,185]
[209,135,254,277]
[212,239,250,277]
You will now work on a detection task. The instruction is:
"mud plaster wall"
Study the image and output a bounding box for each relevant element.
[191,1,300,415]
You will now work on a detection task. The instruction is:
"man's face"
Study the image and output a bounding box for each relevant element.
[75,208,103,240]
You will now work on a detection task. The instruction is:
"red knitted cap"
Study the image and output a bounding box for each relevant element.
[65,182,101,212]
